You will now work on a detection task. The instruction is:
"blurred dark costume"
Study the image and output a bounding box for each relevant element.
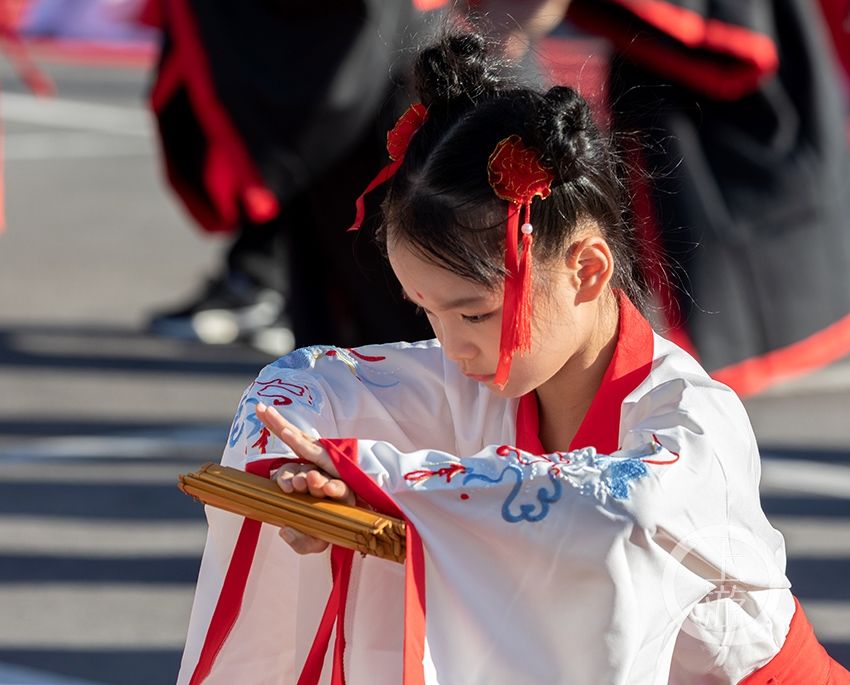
[143,0,435,348]
[568,0,850,395]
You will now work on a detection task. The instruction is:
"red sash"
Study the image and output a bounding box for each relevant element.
[739,597,850,684]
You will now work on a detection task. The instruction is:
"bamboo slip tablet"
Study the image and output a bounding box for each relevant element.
[179,463,406,563]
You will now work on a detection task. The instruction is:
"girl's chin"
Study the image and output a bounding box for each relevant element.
[484,380,529,399]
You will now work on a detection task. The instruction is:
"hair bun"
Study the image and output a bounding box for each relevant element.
[537,86,595,182]
[414,32,504,108]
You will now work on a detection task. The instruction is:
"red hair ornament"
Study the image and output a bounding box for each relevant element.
[487,135,555,388]
[349,103,428,232]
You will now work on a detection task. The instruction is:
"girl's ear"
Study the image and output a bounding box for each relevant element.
[566,235,614,304]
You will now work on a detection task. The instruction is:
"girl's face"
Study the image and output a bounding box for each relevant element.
[387,237,603,398]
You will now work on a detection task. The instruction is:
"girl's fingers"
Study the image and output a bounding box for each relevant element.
[323,479,355,505]
[304,469,331,499]
[290,471,310,493]
[273,464,354,504]
[255,403,339,477]
[279,526,329,555]
[274,463,313,494]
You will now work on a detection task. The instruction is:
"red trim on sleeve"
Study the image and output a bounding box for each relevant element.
[712,310,850,398]
[321,438,427,685]
[149,50,181,113]
[568,0,778,100]
[156,0,279,230]
[138,0,163,28]
[517,292,655,454]
[818,0,850,82]
[738,596,850,683]
[188,458,289,684]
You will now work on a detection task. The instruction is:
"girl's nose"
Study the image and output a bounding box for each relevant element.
[440,327,477,363]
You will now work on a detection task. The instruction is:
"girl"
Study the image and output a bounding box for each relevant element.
[178,32,849,685]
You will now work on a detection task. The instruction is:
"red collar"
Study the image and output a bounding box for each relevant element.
[516,292,655,455]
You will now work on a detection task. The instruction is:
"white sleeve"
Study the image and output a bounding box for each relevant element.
[178,360,341,684]
[324,436,701,684]
[618,377,794,684]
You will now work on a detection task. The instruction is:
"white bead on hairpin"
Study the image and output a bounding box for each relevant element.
[521,223,534,235]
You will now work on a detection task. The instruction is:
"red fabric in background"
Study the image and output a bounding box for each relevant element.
[818,0,850,83]
[567,0,778,100]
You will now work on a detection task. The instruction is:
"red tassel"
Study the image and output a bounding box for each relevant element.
[515,229,533,353]
[494,206,522,388]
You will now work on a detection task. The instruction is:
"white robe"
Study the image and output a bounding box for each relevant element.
[178,299,795,685]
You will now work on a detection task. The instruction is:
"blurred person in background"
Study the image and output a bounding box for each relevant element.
[141,0,575,356]
[142,0,442,355]
[563,0,850,396]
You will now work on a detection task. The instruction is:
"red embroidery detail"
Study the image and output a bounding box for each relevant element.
[497,444,567,467]
[460,493,470,500]
[346,348,386,363]
[487,135,554,206]
[325,350,337,357]
[496,444,573,475]
[251,427,271,454]
[404,463,467,484]
[387,103,428,161]
[642,434,681,465]
[255,378,313,407]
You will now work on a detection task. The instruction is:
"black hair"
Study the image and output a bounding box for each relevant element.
[380,31,648,309]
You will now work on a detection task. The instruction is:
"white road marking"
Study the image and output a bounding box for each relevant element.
[755,361,850,397]
[0,518,206,557]
[4,131,153,160]
[801,600,850,641]
[0,585,193,648]
[0,428,226,461]
[1,93,151,137]
[769,517,850,558]
[0,461,209,483]
[760,458,850,499]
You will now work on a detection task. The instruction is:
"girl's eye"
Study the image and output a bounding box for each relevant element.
[462,312,493,324]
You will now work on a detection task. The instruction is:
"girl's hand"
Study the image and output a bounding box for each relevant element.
[255,402,354,554]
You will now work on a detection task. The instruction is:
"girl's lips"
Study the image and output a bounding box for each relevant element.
[465,373,495,383]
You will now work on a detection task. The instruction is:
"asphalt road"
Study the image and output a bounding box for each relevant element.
[0,56,848,685]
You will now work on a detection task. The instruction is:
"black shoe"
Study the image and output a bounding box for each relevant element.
[147,272,295,354]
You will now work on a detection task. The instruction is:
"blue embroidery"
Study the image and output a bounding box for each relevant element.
[465,466,564,523]
[405,443,665,525]
[602,459,648,499]
[228,394,265,447]
[272,345,399,389]
[270,346,326,371]
[230,346,401,449]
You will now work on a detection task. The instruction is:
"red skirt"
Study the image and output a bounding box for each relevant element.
[739,597,850,684]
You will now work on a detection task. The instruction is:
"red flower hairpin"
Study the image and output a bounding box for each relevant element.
[487,135,555,388]
[349,103,428,231]
[488,135,555,206]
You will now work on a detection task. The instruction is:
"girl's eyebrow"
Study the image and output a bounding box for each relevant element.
[401,288,488,310]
